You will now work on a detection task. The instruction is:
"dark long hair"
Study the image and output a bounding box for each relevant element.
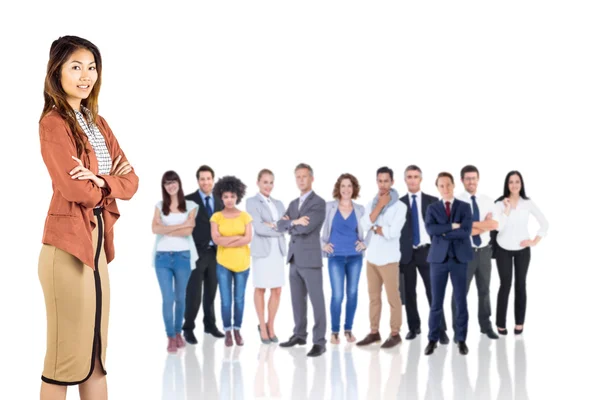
[40,36,103,163]
[161,171,186,215]
[498,170,529,201]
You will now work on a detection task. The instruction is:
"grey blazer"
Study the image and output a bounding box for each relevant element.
[277,191,326,268]
[320,200,368,258]
[246,194,287,258]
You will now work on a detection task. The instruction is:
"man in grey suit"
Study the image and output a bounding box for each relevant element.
[277,163,327,357]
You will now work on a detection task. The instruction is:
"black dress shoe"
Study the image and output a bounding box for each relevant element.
[458,341,469,355]
[482,328,499,339]
[306,344,326,357]
[279,335,307,348]
[205,327,225,338]
[405,329,421,340]
[183,330,198,345]
[439,331,450,345]
[424,341,437,356]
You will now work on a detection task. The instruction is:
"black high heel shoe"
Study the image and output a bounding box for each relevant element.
[514,326,524,335]
[497,327,508,336]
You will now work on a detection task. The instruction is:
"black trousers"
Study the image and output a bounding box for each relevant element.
[495,246,531,328]
[183,247,218,332]
[400,245,447,332]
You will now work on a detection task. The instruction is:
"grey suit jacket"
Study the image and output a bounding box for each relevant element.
[277,191,326,268]
[246,194,287,258]
[320,200,368,257]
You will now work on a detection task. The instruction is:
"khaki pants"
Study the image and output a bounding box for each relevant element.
[367,261,402,332]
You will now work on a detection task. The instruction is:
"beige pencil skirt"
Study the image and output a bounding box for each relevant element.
[38,210,110,385]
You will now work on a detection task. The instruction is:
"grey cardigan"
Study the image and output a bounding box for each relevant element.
[320,200,367,258]
[246,194,287,258]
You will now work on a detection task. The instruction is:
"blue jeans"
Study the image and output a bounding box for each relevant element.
[216,264,250,331]
[328,255,363,333]
[155,251,192,337]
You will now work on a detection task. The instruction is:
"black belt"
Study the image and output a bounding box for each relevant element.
[473,244,491,252]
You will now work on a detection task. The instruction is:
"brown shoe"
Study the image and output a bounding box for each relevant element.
[234,330,244,346]
[380,334,402,349]
[225,331,234,347]
[356,332,382,346]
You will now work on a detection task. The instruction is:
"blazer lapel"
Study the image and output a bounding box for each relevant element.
[421,195,429,221]
[450,200,459,221]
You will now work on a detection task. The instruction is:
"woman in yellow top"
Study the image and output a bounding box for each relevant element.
[210,176,253,347]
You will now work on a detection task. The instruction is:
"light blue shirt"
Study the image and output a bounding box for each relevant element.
[298,190,313,211]
[199,190,215,245]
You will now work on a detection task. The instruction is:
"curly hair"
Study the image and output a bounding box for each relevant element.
[213,175,247,204]
[332,173,360,200]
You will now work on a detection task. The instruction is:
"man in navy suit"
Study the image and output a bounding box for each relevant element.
[424,172,473,356]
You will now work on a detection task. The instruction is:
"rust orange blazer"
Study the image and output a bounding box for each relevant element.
[39,110,139,269]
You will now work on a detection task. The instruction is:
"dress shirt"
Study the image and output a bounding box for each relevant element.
[493,197,549,251]
[360,199,407,266]
[199,190,215,246]
[457,191,496,248]
[298,190,313,211]
[408,191,431,247]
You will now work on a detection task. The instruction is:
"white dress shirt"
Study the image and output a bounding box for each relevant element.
[407,191,431,247]
[360,199,407,266]
[457,191,496,248]
[259,193,280,220]
[493,197,549,251]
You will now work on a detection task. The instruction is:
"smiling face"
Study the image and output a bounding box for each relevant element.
[163,180,180,196]
[436,176,455,201]
[508,173,522,196]
[60,48,98,111]
[221,191,238,209]
[258,173,274,197]
[461,172,479,195]
[198,171,214,195]
[339,178,354,201]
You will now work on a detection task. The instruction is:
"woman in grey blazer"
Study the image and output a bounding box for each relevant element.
[321,173,367,344]
[245,169,287,344]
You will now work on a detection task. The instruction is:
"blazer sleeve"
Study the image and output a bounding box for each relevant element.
[287,200,326,236]
[97,116,139,201]
[39,121,105,208]
[247,198,281,237]
[277,202,294,232]
[443,203,473,240]
[425,205,453,237]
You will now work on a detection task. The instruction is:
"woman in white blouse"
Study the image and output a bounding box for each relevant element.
[152,171,199,352]
[493,171,548,335]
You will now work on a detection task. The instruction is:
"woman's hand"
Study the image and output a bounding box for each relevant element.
[70,156,105,188]
[263,222,276,229]
[520,239,536,248]
[502,198,511,215]
[323,243,334,254]
[110,155,132,176]
[355,241,367,252]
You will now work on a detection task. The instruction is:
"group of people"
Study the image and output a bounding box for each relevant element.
[35,35,548,400]
[152,162,549,358]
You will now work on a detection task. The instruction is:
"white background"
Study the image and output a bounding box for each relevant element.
[0,1,598,399]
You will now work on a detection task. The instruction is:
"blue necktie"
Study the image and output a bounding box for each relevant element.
[411,195,420,247]
[471,195,482,246]
[205,196,213,218]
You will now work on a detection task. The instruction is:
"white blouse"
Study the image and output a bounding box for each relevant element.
[493,197,549,251]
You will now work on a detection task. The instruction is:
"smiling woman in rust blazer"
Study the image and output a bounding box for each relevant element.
[37,36,138,400]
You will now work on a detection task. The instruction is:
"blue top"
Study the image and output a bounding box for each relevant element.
[329,209,361,257]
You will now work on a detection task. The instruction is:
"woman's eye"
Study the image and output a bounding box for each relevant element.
[72,66,80,70]
[90,67,96,71]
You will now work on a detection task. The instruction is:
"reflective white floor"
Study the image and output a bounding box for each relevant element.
[156,334,531,400]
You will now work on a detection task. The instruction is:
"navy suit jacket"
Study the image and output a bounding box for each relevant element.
[425,199,474,264]
[399,192,438,264]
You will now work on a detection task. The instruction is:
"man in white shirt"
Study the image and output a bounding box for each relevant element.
[452,165,499,340]
[356,167,407,349]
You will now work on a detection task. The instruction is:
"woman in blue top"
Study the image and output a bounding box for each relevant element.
[321,173,367,344]
[152,171,199,353]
